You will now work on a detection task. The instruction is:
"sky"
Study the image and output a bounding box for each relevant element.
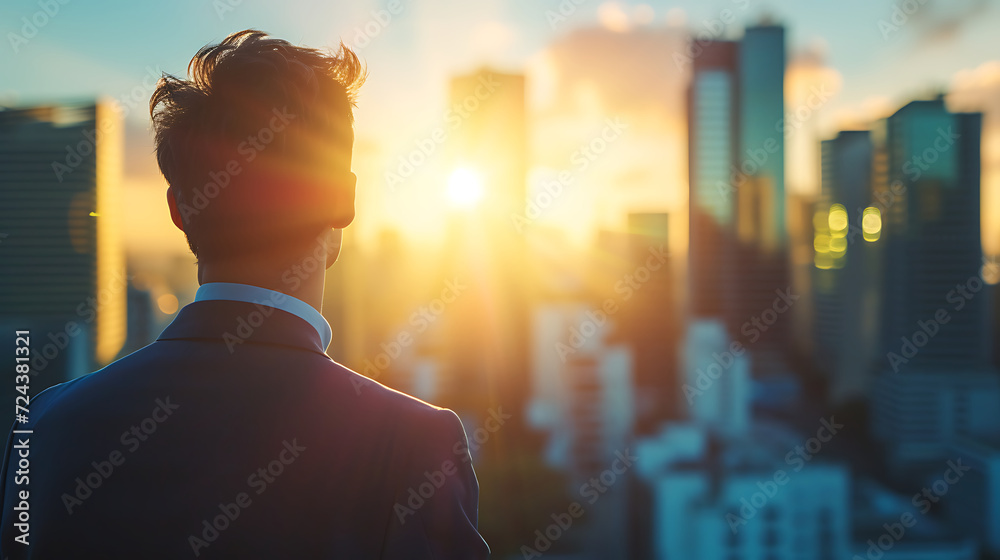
[4,0,1000,255]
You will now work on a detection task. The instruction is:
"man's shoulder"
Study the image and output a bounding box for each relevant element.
[345,365,462,430]
[30,339,460,433]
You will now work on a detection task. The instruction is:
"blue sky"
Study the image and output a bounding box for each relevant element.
[5,0,1000,254]
[4,0,997,119]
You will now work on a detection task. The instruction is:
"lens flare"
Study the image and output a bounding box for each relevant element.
[447,167,485,209]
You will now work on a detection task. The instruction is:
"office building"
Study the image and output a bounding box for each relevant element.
[688,40,738,320]
[853,478,979,560]
[527,304,634,479]
[0,103,125,398]
[681,319,751,437]
[871,370,1000,469]
[813,131,880,402]
[877,98,989,370]
[944,439,1000,556]
[637,422,850,560]
[739,24,786,244]
[731,25,790,362]
[688,26,790,368]
[612,212,679,433]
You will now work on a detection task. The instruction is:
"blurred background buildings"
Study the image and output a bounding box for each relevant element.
[3,2,1000,559]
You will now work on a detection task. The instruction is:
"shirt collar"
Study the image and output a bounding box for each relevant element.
[194,282,332,351]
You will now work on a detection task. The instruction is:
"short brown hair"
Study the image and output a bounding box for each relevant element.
[150,29,365,260]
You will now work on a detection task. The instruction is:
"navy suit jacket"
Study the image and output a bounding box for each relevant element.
[0,300,490,559]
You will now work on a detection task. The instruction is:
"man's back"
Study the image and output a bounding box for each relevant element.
[0,300,489,558]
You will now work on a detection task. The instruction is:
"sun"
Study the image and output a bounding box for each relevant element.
[447,167,484,208]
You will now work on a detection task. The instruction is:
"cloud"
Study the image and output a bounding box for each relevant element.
[528,24,688,247]
[597,2,631,32]
[595,2,663,33]
[895,0,991,46]
[469,20,518,61]
[784,42,843,193]
[830,96,894,131]
[532,26,687,123]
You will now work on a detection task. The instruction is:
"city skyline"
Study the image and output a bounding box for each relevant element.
[5,1,1000,257]
[4,5,1000,559]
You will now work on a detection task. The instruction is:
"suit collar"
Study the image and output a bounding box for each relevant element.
[194,282,332,350]
[156,300,331,358]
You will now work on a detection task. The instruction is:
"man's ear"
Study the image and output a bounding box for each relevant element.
[166,188,185,232]
[330,172,357,229]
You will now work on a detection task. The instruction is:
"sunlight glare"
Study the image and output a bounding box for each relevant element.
[447,168,485,209]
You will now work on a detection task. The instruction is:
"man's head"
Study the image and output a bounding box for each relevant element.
[150,29,364,266]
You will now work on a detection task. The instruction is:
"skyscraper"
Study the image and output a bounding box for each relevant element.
[688,25,789,372]
[731,24,789,357]
[813,130,880,402]
[877,98,988,370]
[870,98,998,473]
[614,212,679,432]
[439,69,532,429]
[738,24,786,247]
[688,40,738,320]
[0,103,125,396]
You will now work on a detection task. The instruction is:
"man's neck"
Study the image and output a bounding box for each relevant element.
[198,258,325,312]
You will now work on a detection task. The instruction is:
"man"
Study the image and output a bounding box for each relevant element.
[0,30,489,559]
